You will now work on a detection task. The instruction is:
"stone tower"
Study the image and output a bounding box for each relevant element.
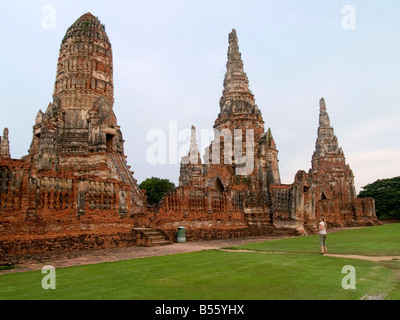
[203,29,281,189]
[311,97,356,201]
[291,98,378,230]
[173,29,283,223]
[159,29,287,235]
[27,12,145,210]
[179,126,203,187]
[214,29,265,145]
[54,12,114,111]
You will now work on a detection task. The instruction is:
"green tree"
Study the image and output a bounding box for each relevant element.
[358,176,400,219]
[139,177,175,206]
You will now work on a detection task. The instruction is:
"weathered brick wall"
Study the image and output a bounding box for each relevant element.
[0,230,142,258]
[159,186,246,216]
[351,198,377,225]
[159,225,250,242]
[0,156,143,257]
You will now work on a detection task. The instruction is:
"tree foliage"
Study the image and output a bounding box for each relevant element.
[358,176,400,219]
[139,177,175,206]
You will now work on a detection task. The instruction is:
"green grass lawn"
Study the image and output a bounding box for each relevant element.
[0,224,399,300]
[227,224,400,256]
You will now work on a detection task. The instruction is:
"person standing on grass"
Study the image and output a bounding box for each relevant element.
[319,217,328,254]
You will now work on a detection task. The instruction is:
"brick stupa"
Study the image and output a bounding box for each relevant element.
[0,13,148,256]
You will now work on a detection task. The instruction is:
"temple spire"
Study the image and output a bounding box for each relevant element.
[265,128,277,150]
[54,12,114,111]
[0,128,11,159]
[220,29,254,109]
[188,126,201,164]
[318,97,331,128]
[313,98,342,161]
[226,29,245,79]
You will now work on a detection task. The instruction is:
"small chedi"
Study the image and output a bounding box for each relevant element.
[0,14,379,257]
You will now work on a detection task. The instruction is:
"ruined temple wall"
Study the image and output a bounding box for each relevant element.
[0,159,31,215]
[0,157,140,240]
[159,225,250,243]
[289,169,380,231]
[158,186,243,214]
[1,230,142,258]
[351,197,379,225]
[268,184,308,235]
[156,186,245,226]
[153,184,252,241]
[0,163,142,256]
[155,183,307,238]
[154,206,249,242]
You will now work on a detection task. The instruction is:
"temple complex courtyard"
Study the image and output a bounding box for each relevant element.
[1,223,399,300]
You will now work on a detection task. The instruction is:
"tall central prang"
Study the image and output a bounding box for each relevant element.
[180,29,281,191]
[215,29,265,143]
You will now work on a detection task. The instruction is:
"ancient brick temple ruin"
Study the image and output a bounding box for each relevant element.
[155,29,379,239]
[0,14,379,257]
[0,13,149,256]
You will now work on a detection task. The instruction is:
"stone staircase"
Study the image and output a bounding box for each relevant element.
[109,153,146,207]
[134,228,172,247]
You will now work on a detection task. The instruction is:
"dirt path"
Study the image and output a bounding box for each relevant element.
[324,254,400,262]
[219,249,400,262]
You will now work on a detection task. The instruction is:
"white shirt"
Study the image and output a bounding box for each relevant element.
[319,221,327,235]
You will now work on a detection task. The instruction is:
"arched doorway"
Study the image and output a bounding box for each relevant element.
[213,177,225,192]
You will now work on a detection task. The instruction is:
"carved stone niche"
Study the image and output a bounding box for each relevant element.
[119,189,127,216]
[77,180,89,216]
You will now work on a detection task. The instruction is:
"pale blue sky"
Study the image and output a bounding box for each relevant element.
[1,0,399,192]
